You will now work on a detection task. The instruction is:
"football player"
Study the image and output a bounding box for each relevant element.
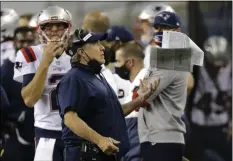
[1,26,36,161]
[115,42,148,161]
[190,36,232,161]
[1,8,19,66]
[137,11,189,161]
[13,6,72,161]
[136,5,194,94]
[103,26,135,104]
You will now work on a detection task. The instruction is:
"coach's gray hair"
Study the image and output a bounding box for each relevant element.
[70,51,81,64]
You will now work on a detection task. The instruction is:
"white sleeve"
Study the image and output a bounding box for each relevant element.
[101,68,118,94]
[13,49,36,83]
[113,74,131,104]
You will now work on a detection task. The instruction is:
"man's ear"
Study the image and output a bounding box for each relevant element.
[126,58,134,69]
[77,48,85,56]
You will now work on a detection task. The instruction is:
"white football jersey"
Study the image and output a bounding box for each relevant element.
[125,68,147,118]
[112,74,131,104]
[1,41,16,65]
[101,66,118,94]
[14,44,71,131]
[101,66,131,104]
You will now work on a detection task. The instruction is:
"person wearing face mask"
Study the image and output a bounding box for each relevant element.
[135,11,192,161]
[115,42,149,161]
[136,6,194,103]
[144,10,194,94]
[143,10,180,68]
[136,4,175,47]
[133,4,175,62]
[81,12,134,104]
[103,26,134,71]
[0,27,36,161]
[103,26,135,104]
[13,6,72,161]
[56,29,157,161]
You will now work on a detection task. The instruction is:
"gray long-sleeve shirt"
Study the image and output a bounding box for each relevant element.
[138,69,189,144]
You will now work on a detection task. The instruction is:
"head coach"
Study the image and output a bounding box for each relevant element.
[56,29,156,161]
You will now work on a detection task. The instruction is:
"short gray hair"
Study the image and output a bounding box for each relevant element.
[70,52,81,64]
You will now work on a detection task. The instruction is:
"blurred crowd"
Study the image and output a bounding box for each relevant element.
[0,2,232,161]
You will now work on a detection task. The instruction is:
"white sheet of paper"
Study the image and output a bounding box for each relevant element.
[189,38,204,66]
[34,138,56,161]
[150,47,193,72]
[160,31,204,67]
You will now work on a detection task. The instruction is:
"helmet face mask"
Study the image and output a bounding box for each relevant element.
[37,6,72,44]
[38,21,70,43]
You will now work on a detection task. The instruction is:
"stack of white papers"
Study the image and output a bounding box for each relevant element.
[150,31,204,72]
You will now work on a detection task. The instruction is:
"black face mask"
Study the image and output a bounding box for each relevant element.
[115,63,130,80]
[104,46,116,66]
[87,59,102,74]
[83,51,102,74]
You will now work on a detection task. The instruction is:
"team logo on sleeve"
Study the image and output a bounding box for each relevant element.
[15,62,23,69]
[15,61,29,72]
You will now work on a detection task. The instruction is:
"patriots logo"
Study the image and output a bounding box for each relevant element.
[15,62,23,69]
[157,13,170,21]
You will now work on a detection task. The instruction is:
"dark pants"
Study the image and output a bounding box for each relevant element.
[181,114,191,159]
[1,131,34,161]
[187,124,232,161]
[35,137,64,161]
[122,118,141,161]
[140,142,184,161]
[64,146,117,161]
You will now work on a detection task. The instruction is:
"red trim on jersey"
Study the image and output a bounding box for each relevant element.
[20,48,31,63]
[28,47,37,61]
[132,86,151,111]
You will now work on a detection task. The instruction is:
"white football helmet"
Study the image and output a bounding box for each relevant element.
[28,13,39,28]
[37,6,72,43]
[138,4,175,24]
[204,36,231,67]
[1,8,19,42]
